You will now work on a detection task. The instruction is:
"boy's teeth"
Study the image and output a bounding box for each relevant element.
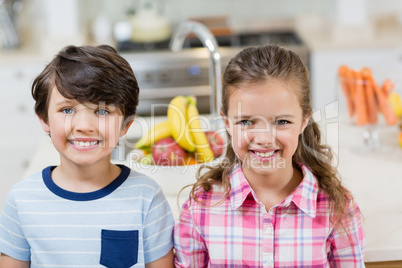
[255,151,275,158]
[73,141,98,147]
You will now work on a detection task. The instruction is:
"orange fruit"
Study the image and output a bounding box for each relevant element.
[182,154,199,165]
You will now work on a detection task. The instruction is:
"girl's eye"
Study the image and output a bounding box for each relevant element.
[238,119,253,126]
[276,119,290,126]
[96,109,109,116]
[62,108,74,115]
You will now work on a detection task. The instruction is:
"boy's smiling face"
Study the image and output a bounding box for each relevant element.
[39,86,131,167]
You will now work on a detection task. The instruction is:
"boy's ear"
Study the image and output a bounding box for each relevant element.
[120,117,135,136]
[38,116,50,133]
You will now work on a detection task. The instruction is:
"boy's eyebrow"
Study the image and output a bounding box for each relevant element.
[55,99,74,105]
[232,115,252,120]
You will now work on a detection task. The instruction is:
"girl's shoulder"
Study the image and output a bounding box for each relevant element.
[194,183,228,199]
[183,183,230,210]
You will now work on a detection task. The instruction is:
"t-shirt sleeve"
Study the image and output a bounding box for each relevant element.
[0,189,31,261]
[142,187,174,264]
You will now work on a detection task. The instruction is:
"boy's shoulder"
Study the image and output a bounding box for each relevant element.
[10,166,163,195]
[11,169,45,191]
[124,167,163,193]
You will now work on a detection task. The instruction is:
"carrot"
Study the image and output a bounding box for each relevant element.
[362,70,397,125]
[354,71,369,126]
[372,79,397,125]
[361,67,378,124]
[381,78,394,96]
[338,65,355,117]
[346,69,357,113]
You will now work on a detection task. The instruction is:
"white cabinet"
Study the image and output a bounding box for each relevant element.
[310,47,402,111]
[0,62,46,207]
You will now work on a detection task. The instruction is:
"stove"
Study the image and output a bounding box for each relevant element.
[119,31,309,116]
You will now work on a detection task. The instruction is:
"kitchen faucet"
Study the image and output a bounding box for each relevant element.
[0,0,20,49]
[170,21,222,118]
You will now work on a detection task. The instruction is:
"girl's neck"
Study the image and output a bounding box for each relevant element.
[242,164,303,211]
[51,160,121,193]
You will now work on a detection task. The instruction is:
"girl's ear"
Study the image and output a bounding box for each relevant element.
[38,116,50,133]
[300,113,312,134]
[220,111,231,134]
[120,117,134,136]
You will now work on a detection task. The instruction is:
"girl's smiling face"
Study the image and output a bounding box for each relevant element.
[224,79,310,178]
[39,86,131,168]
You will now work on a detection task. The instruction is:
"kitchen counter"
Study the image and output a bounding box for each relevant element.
[294,15,402,51]
[22,114,402,263]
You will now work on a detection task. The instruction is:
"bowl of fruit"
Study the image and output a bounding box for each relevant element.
[127,95,226,196]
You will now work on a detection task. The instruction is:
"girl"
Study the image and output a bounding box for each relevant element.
[174,45,365,267]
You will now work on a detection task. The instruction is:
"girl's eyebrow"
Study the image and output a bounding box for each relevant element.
[275,114,296,119]
[232,114,296,120]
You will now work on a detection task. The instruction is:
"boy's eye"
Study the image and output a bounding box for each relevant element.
[238,119,253,126]
[62,108,74,115]
[96,109,109,116]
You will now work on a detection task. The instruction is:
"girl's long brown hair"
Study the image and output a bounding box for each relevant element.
[186,44,355,228]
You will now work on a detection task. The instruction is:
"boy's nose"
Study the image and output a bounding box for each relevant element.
[69,110,97,133]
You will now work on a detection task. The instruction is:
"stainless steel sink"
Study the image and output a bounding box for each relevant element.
[119,30,309,116]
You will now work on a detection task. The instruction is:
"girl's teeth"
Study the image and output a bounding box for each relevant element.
[255,151,275,158]
[73,141,98,147]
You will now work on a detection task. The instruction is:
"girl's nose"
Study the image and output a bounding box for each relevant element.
[251,123,276,145]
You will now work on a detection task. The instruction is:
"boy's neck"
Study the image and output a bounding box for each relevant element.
[51,161,122,193]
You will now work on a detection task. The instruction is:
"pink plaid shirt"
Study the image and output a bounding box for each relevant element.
[174,164,365,267]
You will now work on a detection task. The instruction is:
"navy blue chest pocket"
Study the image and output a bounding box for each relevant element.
[100,229,139,268]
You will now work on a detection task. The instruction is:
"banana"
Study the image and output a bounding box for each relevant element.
[186,96,214,162]
[135,120,171,148]
[388,92,402,117]
[167,96,195,152]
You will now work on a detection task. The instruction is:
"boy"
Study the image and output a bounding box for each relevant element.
[0,45,174,267]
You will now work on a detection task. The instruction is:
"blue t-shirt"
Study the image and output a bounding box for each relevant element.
[0,165,174,267]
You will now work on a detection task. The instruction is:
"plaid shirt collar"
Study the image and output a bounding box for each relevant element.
[228,163,319,218]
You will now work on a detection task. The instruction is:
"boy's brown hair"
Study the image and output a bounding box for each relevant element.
[32,45,139,125]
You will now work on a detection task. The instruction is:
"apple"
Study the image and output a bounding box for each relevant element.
[399,131,402,149]
[205,131,225,158]
[152,137,186,166]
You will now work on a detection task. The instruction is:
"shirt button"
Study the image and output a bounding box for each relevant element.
[264,259,273,266]
[265,226,273,234]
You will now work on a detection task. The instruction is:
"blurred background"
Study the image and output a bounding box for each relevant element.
[2,2,402,265]
[1,0,402,207]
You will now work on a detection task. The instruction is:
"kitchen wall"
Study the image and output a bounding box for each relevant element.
[84,0,335,26]
[80,0,402,26]
[78,0,402,30]
[14,0,402,51]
